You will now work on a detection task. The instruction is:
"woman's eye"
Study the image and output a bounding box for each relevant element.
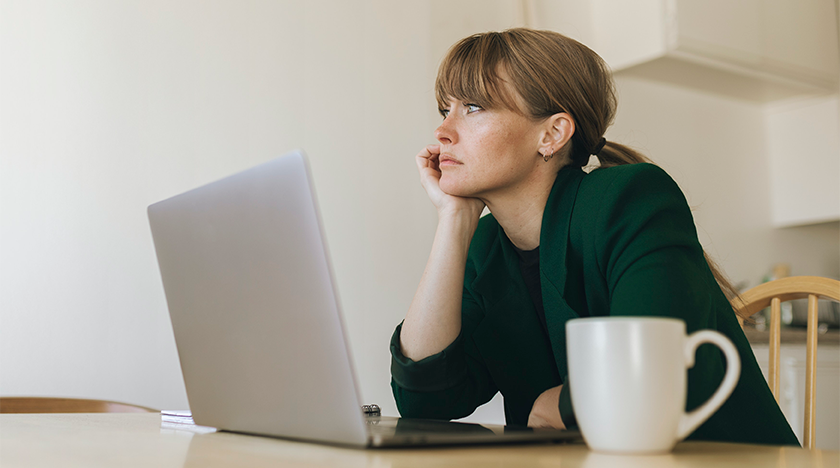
[466,103,482,113]
[439,109,450,119]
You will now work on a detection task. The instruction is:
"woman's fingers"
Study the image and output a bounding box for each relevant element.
[416,146,442,186]
[414,145,484,220]
[414,145,448,209]
[416,145,439,160]
[416,145,441,171]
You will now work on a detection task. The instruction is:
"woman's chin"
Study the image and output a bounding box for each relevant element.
[439,178,472,198]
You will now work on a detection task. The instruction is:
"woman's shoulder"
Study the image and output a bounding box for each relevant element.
[576,163,684,207]
[581,162,675,188]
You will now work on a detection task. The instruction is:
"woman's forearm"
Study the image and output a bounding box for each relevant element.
[399,212,479,361]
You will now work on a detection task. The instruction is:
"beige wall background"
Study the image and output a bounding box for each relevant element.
[1,0,837,421]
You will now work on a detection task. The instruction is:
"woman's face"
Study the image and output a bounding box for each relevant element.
[434,97,545,200]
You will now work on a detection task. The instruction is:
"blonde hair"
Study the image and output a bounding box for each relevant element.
[435,28,746,316]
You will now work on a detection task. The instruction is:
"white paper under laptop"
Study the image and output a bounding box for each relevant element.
[148,150,579,447]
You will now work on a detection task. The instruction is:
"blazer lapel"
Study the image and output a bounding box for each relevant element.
[540,167,585,378]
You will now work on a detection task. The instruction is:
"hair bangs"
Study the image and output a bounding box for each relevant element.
[435,33,520,115]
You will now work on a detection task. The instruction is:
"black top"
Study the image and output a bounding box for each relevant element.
[512,244,591,343]
[511,245,550,341]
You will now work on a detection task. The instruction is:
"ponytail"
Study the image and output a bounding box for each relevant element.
[592,141,649,167]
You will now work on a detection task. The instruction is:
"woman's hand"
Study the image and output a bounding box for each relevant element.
[527,385,567,429]
[416,144,484,220]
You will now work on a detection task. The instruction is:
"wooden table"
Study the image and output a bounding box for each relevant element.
[1,413,837,467]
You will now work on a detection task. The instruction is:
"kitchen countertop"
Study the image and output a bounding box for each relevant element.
[742,325,839,345]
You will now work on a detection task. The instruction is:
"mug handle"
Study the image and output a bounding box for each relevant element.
[676,330,741,440]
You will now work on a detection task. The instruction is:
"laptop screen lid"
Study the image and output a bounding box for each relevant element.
[148,151,368,446]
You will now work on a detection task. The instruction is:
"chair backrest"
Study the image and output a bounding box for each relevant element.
[731,276,840,449]
[0,397,157,414]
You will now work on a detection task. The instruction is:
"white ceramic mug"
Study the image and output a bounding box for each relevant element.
[566,317,740,454]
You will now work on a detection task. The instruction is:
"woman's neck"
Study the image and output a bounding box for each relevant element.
[483,170,559,251]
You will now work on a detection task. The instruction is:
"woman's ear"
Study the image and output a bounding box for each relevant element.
[538,113,575,158]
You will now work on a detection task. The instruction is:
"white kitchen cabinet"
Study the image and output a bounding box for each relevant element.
[750,343,840,450]
[766,95,840,227]
[590,0,840,102]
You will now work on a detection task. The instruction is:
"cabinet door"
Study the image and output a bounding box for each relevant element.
[593,0,839,99]
[676,0,762,64]
[766,96,840,227]
[761,0,840,78]
[677,0,839,81]
[591,0,669,70]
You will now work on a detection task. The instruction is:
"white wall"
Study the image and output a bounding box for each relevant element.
[2,0,837,421]
[0,0,441,413]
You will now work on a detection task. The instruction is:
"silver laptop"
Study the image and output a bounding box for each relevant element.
[148,150,580,447]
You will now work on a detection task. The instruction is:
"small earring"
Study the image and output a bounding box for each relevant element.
[543,150,554,162]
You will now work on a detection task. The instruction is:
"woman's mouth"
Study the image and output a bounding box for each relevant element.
[439,154,462,167]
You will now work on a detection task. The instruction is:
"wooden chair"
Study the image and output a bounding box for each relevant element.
[0,397,157,414]
[731,276,840,449]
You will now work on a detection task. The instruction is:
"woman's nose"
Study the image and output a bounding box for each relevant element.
[435,119,454,145]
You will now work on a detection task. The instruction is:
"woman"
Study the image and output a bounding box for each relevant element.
[389,28,798,445]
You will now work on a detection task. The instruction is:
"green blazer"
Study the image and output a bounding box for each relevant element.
[390,163,798,446]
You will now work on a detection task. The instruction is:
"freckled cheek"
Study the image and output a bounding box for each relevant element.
[469,121,529,165]
[473,132,512,159]
[486,135,524,167]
